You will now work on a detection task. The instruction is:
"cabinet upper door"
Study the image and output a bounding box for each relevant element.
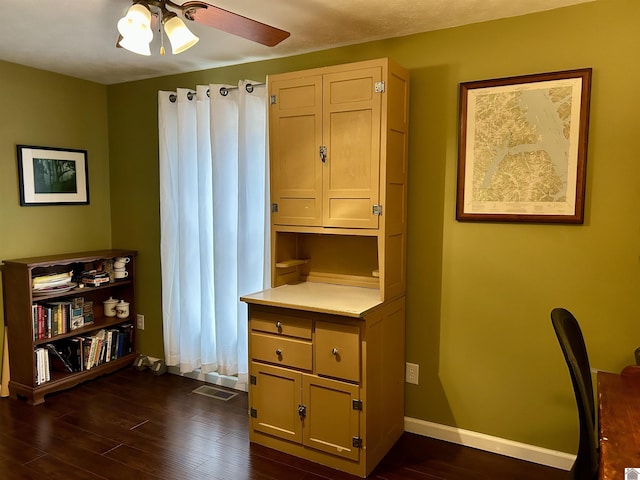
[269,75,323,226]
[323,67,382,229]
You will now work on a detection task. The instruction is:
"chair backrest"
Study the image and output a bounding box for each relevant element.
[551,307,599,480]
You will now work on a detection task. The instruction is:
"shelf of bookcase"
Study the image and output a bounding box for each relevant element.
[32,315,134,347]
[8,353,137,406]
[30,279,133,303]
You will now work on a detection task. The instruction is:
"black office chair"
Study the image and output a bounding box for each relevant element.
[551,307,599,480]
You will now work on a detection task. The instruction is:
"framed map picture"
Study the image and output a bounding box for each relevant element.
[17,145,89,206]
[456,68,592,223]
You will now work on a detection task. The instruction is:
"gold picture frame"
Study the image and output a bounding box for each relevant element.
[456,68,592,223]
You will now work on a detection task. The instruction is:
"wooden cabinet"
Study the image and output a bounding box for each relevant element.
[243,295,406,477]
[269,58,410,302]
[270,64,384,229]
[243,58,409,477]
[1,249,137,405]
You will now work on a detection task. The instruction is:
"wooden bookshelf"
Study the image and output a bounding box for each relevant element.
[1,249,137,405]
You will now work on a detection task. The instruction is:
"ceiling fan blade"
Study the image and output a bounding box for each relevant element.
[181,2,290,47]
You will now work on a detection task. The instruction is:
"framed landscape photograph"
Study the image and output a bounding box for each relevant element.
[17,145,89,206]
[456,68,592,223]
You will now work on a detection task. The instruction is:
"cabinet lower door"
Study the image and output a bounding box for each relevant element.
[302,374,360,461]
[250,362,302,443]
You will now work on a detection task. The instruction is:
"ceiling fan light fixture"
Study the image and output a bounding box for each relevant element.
[117,2,153,42]
[163,14,199,54]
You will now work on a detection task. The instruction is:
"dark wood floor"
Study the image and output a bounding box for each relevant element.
[0,367,568,480]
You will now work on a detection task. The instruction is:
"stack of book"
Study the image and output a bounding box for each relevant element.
[31,297,91,340]
[34,347,50,385]
[34,323,135,383]
[81,270,110,287]
[32,272,74,294]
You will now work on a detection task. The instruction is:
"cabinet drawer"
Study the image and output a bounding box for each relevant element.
[251,312,312,339]
[315,321,360,383]
[251,332,312,370]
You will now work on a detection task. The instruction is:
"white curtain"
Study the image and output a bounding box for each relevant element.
[158,81,269,381]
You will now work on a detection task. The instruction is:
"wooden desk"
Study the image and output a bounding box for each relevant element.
[598,368,640,479]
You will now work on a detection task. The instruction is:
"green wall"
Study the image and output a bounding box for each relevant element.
[0,61,112,379]
[1,0,638,457]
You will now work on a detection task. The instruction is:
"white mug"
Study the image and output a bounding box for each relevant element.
[115,257,130,264]
[114,261,127,269]
[114,270,129,279]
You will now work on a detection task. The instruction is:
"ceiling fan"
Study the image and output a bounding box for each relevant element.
[117,0,290,56]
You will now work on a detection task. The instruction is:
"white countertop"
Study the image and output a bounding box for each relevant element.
[240,282,383,318]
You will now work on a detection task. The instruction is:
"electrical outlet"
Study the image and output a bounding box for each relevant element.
[406,362,419,385]
[136,314,145,330]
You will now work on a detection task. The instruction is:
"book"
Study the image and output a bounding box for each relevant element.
[45,344,74,373]
[82,336,92,370]
[108,329,120,360]
[70,307,84,330]
[35,347,49,385]
[57,338,82,372]
[105,330,113,363]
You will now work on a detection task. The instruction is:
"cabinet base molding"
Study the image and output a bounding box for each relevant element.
[250,427,403,478]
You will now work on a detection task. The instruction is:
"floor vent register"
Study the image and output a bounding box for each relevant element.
[192,385,238,401]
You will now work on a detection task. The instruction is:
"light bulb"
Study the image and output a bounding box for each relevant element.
[117,3,153,43]
[164,16,199,54]
[119,35,151,56]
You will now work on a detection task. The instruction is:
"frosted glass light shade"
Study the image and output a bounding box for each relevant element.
[117,3,152,43]
[119,35,151,56]
[164,16,199,54]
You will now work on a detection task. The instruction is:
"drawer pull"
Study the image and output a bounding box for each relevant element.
[276,321,282,330]
[332,348,339,356]
[275,348,283,356]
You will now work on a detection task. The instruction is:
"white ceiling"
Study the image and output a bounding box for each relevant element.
[0,0,593,85]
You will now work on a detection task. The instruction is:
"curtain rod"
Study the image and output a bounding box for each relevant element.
[219,82,265,96]
[169,82,265,103]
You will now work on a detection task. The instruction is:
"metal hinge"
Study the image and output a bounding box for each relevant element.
[352,437,363,448]
[270,94,277,105]
[250,375,257,385]
[352,399,363,411]
[372,204,383,216]
[250,408,257,418]
[271,203,279,213]
[374,81,385,93]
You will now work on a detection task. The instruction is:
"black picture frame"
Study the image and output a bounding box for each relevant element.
[17,145,89,206]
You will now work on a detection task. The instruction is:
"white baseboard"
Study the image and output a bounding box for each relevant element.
[166,364,248,392]
[404,417,575,471]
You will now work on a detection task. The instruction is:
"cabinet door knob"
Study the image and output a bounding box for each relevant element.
[276,321,282,329]
[275,348,283,356]
[332,347,339,355]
